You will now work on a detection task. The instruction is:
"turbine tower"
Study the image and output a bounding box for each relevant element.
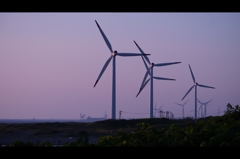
[134,40,181,118]
[94,20,150,120]
[153,103,158,118]
[174,99,189,119]
[182,64,215,121]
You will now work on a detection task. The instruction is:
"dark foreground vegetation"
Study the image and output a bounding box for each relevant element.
[1,103,239,147]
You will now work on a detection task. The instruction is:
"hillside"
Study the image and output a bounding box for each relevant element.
[0,117,197,146]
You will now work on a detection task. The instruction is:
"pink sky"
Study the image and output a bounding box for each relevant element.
[0,13,240,119]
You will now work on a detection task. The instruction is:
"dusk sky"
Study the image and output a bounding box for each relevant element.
[1,12,240,120]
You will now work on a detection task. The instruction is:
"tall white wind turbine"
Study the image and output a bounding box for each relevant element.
[181,64,215,121]
[174,99,189,119]
[134,40,181,118]
[93,20,150,120]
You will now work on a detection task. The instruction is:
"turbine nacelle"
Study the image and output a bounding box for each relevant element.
[150,63,154,68]
[111,50,117,56]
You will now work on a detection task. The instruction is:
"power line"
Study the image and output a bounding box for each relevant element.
[121,111,149,114]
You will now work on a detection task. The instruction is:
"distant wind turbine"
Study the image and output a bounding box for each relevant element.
[197,98,213,118]
[134,40,181,118]
[93,20,150,120]
[174,99,189,119]
[182,64,215,121]
[197,99,205,118]
[154,102,163,118]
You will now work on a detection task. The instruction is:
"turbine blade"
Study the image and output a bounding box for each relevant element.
[174,103,182,106]
[95,20,113,53]
[94,56,112,87]
[117,53,150,56]
[160,104,163,109]
[182,85,194,101]
[153,76,176,81]
[205,98,213,104]
[197,83,215,89]
[154,62,181,67]
[208,98,213,103]
[136,89,141,97]
[141,56,149,71]
[183,99,189,106]
[136,78,150,97]
[197,98,202,104]
[141,78,150,90]
[197,110,200,115]
[140,68,151,89]
[188,64,195,83]
[133,40,151,64]
[198,104,202,112]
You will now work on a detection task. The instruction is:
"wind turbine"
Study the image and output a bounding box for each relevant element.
[93,20,150,120]
[154,102,163,118]
[182,64,215,121]
[197,100,205,118]
[174,99,189,119]
[80,113,86,120]
[197,98,213,117]
[204,98,213,117]
[134,40,181,118]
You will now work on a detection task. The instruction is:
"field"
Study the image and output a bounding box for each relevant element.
[0,117,197,146]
